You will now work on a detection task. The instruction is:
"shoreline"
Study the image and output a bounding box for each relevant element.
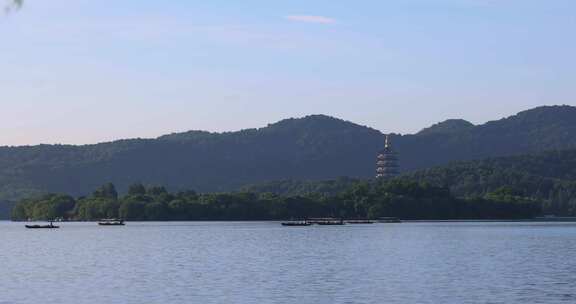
[5,218,576,223]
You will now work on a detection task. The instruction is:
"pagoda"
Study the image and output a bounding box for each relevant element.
[376,134,399,179]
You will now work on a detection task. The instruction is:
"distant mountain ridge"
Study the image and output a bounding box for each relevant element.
[417,119,475,135]
[1,105,576,219]
[396,105,576,171]
[0,114,383,202]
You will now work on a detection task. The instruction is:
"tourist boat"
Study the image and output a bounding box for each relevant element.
[346,219,374,224]
[98,219,125,226]
[281,221,312,227]
[25,222,59,229]
[308,218,345,225]
[316,219,345,225]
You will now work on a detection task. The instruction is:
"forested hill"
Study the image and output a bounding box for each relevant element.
[1,105,576,216]
[396,105,576,171]
[0,115,383,203]
[245,149,576,216]
[404,149,576,215]
[244,150,576,196]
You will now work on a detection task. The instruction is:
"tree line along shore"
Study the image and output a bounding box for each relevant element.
[11,180,541,221]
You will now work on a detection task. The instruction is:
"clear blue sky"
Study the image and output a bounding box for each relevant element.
[1,0,574,145]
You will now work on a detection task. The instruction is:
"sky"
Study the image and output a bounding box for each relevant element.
[1,0,575,146]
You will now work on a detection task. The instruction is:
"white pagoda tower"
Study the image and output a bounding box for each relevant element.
[376,134,399,179]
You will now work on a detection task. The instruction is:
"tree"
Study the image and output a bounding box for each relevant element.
[10,179,544,221]
[119,200,146,220]
[11,202,27,220]
[128,183,146,196]
[145,202,169,220]
[93,183,118,200]
[147,186,168,196]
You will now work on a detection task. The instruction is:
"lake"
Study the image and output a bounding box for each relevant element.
[1,221,576,304]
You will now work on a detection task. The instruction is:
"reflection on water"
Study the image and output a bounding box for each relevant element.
[2,221,576,304]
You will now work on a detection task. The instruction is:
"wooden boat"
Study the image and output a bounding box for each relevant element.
[281,221,312,227]
[98,219,125,226]
[25,222,59,229]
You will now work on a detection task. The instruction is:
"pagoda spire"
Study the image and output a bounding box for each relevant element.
[376,134,399,179]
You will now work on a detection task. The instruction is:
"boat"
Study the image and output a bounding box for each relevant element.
[316,221,345,225]
[308,218,345,225]
[281,221,312,227]
[98,219,125,226]
[316,219,345,225]
[346,219,374,224]
[25,222,59,229]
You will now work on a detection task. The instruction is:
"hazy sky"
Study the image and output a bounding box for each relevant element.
[1,0,574,146]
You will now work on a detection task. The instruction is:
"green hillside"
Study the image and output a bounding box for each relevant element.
[405,150,576,215]
[246,149,576,216]
[2,105,576,219]
[396,105,576,171]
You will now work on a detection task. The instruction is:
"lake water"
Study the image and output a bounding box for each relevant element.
[1,221,576,304]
